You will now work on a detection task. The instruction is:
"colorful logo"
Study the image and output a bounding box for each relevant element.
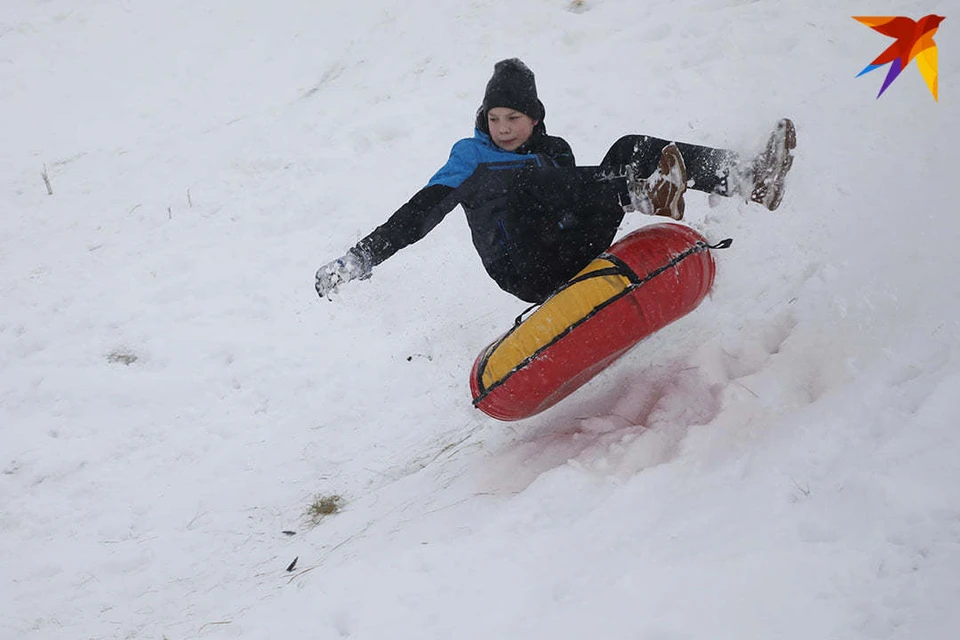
[853,15,945,101]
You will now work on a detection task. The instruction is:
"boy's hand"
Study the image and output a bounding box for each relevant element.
[315,249,372,299]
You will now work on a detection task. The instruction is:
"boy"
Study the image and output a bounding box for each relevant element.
[316,58,795,303]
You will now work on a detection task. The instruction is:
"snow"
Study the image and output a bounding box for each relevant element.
[1,0,958,638]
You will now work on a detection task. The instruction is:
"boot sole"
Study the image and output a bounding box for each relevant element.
[763,118,796,211]
[656,143,687,220]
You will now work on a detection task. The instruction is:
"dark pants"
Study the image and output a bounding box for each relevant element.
[600,134,741,197]
[461,136,740,303]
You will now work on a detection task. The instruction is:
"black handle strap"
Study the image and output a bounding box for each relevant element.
[513,265,623,326]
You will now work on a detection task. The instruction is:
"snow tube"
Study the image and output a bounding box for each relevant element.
[470,223,729,421]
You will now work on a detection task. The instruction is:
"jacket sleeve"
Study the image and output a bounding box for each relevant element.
[353,184,459,267]
[426,138,483,188]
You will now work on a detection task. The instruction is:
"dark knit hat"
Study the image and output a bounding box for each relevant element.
[482,58,544,121]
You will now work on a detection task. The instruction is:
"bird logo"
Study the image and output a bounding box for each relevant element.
[853,15,945,101]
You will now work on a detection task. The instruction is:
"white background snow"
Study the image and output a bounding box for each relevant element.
[2,0,958,638]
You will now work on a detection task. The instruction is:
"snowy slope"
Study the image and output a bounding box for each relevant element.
[2,1,958,638]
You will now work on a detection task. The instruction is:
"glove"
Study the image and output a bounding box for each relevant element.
[315,248,373,299]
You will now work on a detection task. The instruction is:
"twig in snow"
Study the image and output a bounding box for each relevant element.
[187,188,193,208]
[734,380,759,398]
[41,165,53,195]
[791,478,811,498]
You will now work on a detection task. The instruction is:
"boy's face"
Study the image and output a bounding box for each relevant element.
[487,107,538,152]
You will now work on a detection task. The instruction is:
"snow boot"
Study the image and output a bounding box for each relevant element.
[745,118,796,211]
[626,142,688,220]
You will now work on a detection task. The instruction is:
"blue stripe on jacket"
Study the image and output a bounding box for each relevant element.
[426,129,543,188]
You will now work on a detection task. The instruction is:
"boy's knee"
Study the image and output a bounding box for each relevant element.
[604,135,656,167]
[613,134,644,154]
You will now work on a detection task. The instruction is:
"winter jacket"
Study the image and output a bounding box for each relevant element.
[353,118,624,302]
